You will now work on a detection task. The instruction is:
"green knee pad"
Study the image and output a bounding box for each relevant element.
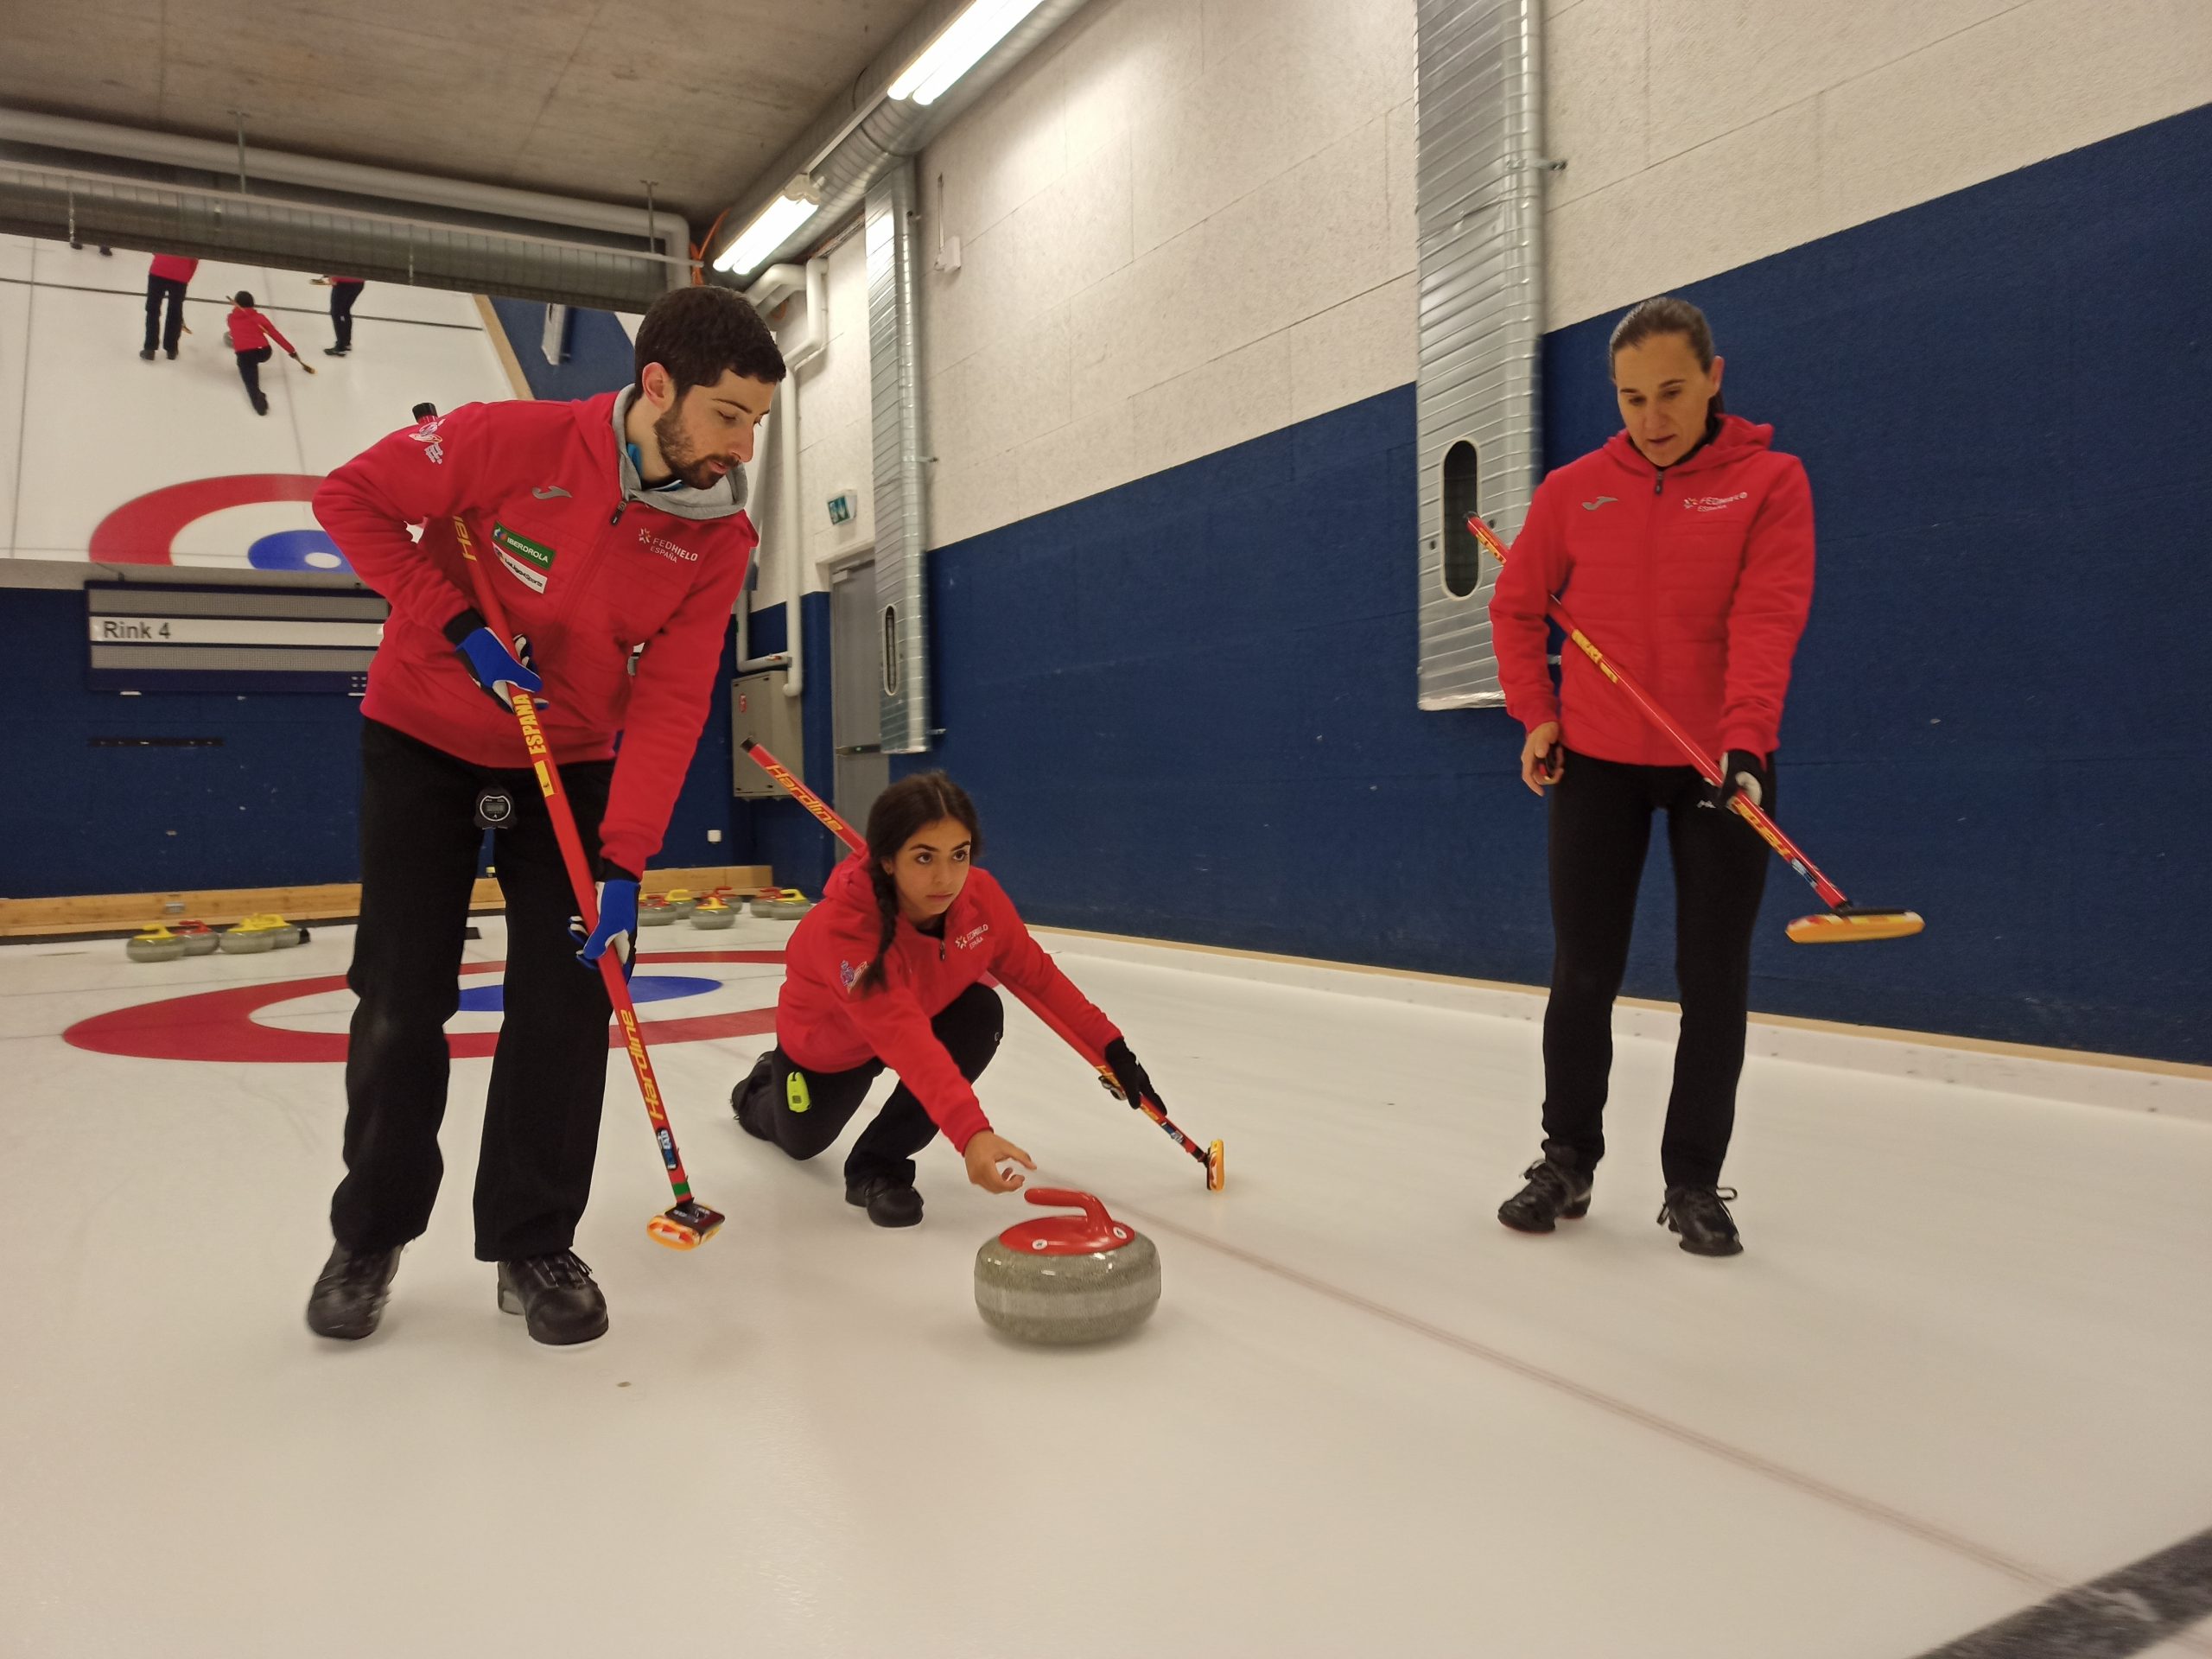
[785,1070,811,1114]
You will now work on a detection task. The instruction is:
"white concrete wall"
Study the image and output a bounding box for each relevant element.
[915,0,1419,547]
[745,231,874,612]
[1544,0,2212,327]
[762,0,2210,556]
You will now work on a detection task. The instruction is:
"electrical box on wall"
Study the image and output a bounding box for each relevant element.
[731,671,805,798]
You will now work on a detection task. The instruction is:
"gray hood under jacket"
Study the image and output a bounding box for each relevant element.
[610,385,749,522]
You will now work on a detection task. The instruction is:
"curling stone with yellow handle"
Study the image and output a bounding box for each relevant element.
[126,926,190,963]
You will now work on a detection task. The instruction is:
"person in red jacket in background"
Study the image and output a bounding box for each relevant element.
[733,773,1166,1229]
[140,253,197,360]
[303,285,785,1346]
[1487,296,1815,1259]
[225,290,303,416]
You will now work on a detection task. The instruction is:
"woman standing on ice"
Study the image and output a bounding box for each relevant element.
[1488,296,1816,1258]
[732,772,1164,1228]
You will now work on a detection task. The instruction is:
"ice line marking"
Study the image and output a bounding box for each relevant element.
[1121,1202,2072,1603]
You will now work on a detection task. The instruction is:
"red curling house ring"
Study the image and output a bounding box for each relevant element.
[65,951,785,1065]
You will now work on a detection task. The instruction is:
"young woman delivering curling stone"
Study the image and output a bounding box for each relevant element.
[1489,296,1815,1258]
[732,772,1166,1227]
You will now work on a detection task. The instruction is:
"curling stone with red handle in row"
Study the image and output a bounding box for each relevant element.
[974,1189,1160,1344]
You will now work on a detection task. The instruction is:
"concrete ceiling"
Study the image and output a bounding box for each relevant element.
[0,0,939,230]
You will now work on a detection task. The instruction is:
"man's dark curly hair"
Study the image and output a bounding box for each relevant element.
[634,285,787,397]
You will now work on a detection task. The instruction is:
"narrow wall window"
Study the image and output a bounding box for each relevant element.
[1441,440,1481,597]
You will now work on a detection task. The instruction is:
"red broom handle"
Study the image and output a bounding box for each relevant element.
[451,517,702,1206]
[1469,512,1853,911]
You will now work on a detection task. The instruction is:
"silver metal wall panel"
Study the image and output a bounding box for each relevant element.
[867,162,930,754]
[1415,0,1546,709]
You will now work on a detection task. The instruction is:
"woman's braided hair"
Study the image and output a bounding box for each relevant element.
[856,772,982,994]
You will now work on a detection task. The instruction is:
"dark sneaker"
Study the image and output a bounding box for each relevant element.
[164,346,176,359]
[731,1052,776,1141]
[496,1251,608,1344]
[251,392,270,416]
[845,1173,923,1228]
[139,348,156,361]
[306,1242,402,1340]
[1658,1185,1743,1256]
[323,346,348,357]
[1497,1154,1592,1233]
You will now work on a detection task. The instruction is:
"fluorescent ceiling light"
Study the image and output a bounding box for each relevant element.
[887,0,1047,106]
[714,190,821,277]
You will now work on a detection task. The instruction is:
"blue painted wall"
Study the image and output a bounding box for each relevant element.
[0,584,746,898]
[0,588,365,895]
[912,104,2212,1064]
[486,298,638,402]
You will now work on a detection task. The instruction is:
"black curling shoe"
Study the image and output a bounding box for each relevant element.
[497,1251,609,1344]
[846,1173,924,1228]
[1497,1154,1592,1233]
[1659,1185,1743,1256]
[306,1242,403,1340]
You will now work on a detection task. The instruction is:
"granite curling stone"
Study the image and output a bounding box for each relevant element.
[690,897,737,929]
[755,888,815,920]
[974,1189,1160,1345]
[126,928,189,963]
[219,914,300,953]
[172,920,220,956]
[663,888,698,918]
[639,897,677,926]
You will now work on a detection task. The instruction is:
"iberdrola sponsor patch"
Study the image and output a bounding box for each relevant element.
[492,523,557,594]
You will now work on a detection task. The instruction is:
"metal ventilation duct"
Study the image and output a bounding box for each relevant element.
[0,107,686,256]
[1414,0,1548,710]
[868,163,930,755]
[0,162,683,311]
[706,1,1094,761]
[704,0,1091,280]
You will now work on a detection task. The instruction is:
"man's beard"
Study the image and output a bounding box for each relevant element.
[652,402,727,492]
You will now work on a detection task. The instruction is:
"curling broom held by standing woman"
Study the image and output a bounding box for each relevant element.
[1488,296,1816,1258]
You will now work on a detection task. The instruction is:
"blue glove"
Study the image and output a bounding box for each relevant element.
[573,867,639,982]
[445,610,544,709]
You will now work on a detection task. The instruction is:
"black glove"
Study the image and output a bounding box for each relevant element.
[1102,1039,1158,1111]
[1704,749,1771,813]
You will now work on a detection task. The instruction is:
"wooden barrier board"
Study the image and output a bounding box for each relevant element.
[0,864,777,940]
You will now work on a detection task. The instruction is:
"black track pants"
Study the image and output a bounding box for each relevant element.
[331,717,616,1260]
[143,276,187,354]
[236,346,271,402]
[742,983,1005,1185]
[1538,749,1771,1189]
[330,281,360,350]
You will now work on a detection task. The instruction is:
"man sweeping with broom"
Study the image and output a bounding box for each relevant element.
[304,287,784,1345]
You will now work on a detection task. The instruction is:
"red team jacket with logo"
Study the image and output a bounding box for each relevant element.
[779,857,1122,1152]
[226,306,296,355]
[1489,415,1815,765]
[313,395,758,876]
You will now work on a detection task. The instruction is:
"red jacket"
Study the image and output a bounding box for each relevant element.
[1489,416,1815,764]
[149,255,199,283]
[227,307,295,356]
[779,857,1122,1152]
[313,395,759,875]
